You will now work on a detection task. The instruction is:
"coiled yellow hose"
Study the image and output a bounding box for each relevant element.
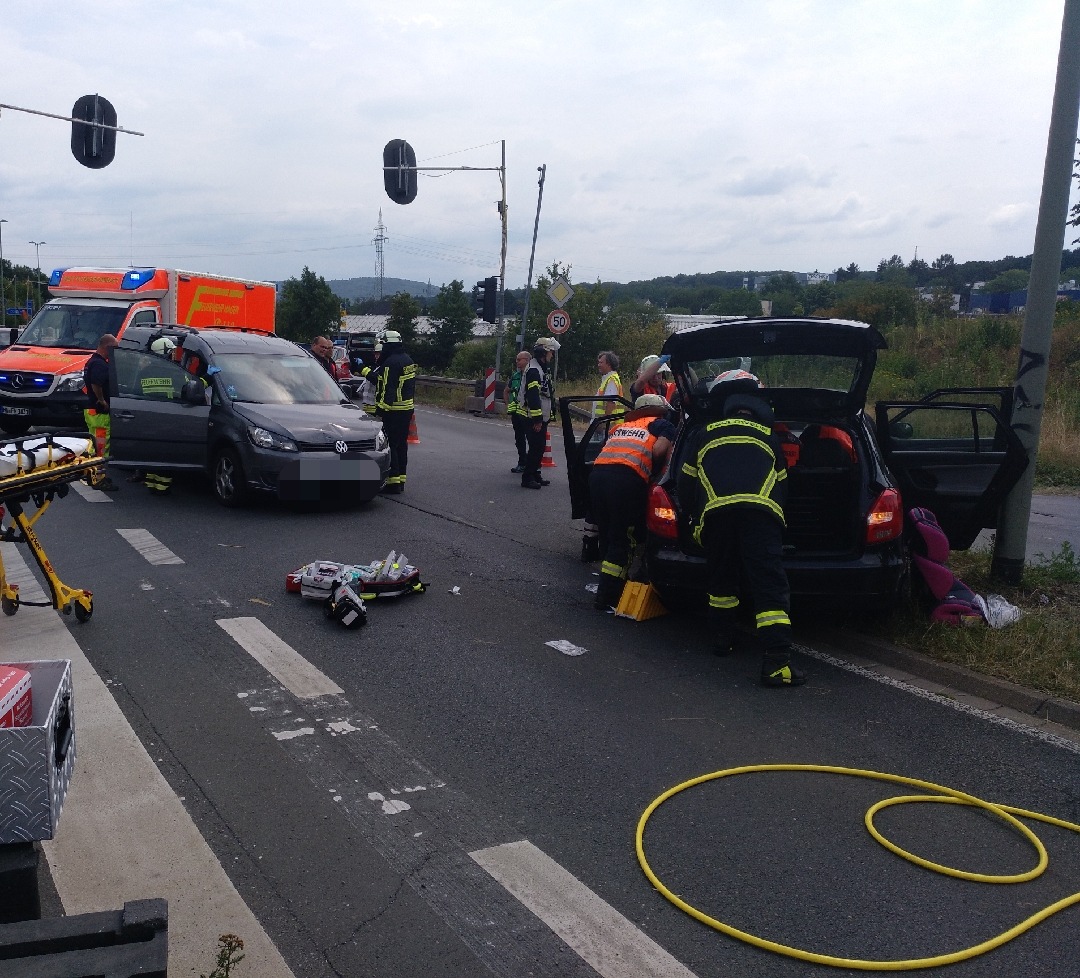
[635,764,1080,970]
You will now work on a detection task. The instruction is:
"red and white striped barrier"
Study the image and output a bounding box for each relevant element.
[484,368,496,413]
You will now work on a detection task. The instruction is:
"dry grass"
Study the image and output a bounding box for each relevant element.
[863,544,1080,703]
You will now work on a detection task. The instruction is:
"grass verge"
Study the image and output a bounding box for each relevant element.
[861,543,1080,704]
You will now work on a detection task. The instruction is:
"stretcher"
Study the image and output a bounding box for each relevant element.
[0,434,101,622]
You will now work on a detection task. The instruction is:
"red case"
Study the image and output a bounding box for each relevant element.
[0,665,32,728]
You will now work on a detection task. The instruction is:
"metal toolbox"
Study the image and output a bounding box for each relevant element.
[0,660,75,845]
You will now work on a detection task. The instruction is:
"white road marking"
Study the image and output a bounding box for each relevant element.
[67,480,115,503]
[117,528,184,565]
[0,544,295,978]
[471,840,699,978]
[217,617,343,699]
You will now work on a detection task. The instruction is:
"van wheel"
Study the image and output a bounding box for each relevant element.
[0,418,31,436]
[213,447,249,507]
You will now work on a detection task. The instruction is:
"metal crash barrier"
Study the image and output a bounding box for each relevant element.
[0,434,101,622]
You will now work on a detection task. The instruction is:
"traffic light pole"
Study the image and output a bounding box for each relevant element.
[494,140,508,380]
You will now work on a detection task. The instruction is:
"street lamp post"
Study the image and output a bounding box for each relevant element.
[0,219,7,334]
[29,241,45,316]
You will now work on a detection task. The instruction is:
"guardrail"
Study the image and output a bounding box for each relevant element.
[415,374,593,422]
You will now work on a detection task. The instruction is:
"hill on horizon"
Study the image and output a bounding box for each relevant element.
[327,277,437,301]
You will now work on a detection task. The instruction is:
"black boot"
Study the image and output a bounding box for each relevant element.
[594,574,625,612]
[761,649,806,687]
[580,536,600,563]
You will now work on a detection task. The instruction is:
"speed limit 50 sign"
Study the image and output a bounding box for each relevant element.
[547,309,571,335]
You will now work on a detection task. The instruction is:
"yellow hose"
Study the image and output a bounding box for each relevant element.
[635,764,1080,970]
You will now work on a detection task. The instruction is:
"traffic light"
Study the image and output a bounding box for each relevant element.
[474,276,498,323]
[383,138,417,205]
[71,94,117,169]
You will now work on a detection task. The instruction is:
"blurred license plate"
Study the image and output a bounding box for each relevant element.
[1,407,30,416]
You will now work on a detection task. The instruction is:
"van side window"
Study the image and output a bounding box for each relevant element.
[114,349,189,401]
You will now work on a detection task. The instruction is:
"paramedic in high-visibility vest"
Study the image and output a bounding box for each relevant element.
[82,333,120,492]
[593,351,623,417]
[588,393,675,611]
[375,330,416,494]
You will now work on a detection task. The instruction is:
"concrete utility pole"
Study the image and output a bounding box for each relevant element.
[992,0,1080,583]
[517,165,547,353]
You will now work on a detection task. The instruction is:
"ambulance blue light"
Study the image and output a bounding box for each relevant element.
[121,269,158,291]
[49,269,67,287]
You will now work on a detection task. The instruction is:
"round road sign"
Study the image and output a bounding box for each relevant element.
[547,309,571,334]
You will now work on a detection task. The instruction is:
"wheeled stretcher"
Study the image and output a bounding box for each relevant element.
[0,434,101,622]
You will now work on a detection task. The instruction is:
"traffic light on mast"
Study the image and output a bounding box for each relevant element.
[473,276,498,323]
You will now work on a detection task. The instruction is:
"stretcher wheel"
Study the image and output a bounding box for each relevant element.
[1,595,18,616]
[73,599,93,623]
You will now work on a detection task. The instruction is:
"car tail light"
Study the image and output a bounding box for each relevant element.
[866,488,903,544]
[647,484,679,540]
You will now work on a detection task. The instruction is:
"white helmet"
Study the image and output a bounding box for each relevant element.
[714,368,762,387]
[150,337,176,356]
[634,393,670,411]
[382,330,402,344]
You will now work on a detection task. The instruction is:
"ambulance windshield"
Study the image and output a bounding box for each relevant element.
[17,304,128,351]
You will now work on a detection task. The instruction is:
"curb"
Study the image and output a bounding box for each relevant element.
[817,630,1080,733]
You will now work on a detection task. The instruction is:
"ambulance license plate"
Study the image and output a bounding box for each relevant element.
[1,407,30,416]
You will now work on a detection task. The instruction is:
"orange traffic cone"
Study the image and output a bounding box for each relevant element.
[407,414,420,444]
[541,427,556,467]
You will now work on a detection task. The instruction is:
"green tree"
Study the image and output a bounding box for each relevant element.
[422,280,475,372]
[386,291,421,345]
[276,267,340,341]
[876,255,910,284]
[984,268,1029,293]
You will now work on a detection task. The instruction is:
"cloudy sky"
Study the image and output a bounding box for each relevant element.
[2,1,1078,291]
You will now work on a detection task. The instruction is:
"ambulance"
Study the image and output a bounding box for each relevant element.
[0,267,277,435]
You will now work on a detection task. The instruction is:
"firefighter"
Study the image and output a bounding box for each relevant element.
[518,337,559,489]
[82,333,120,491]
[588,393,675,611]
[374,330,416,494]
[506,349,530,473]
[678,374,805,687]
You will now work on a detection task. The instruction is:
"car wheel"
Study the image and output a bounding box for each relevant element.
[213,447,249,507]
[0,418,32,436]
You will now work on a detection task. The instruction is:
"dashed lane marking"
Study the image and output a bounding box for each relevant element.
[217,616,343,698]
[472,840,699,978]
[117,527,184,565]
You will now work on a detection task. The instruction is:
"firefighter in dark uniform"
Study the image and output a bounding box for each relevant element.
[678,374,805,686]
[588,393,675,611]
[374,329,416,494]
[518,337,559,489]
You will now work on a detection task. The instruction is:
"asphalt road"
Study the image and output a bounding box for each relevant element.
[3,407,1080,978]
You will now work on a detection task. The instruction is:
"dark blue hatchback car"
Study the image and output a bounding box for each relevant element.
[562,317,1028,611]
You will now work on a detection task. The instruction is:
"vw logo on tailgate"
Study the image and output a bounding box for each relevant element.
[334,440,349,455]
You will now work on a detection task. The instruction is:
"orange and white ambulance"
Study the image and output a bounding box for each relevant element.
[0,267,277,435]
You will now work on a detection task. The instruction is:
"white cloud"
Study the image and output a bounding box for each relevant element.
[0,0,1071,288]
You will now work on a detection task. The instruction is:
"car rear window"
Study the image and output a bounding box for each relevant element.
[685,354,861,394]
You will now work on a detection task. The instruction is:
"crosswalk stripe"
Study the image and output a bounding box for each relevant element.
[217,616,342,698]
[68,480,115,503]
[472,840,699,978]
[116,528,184,564]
